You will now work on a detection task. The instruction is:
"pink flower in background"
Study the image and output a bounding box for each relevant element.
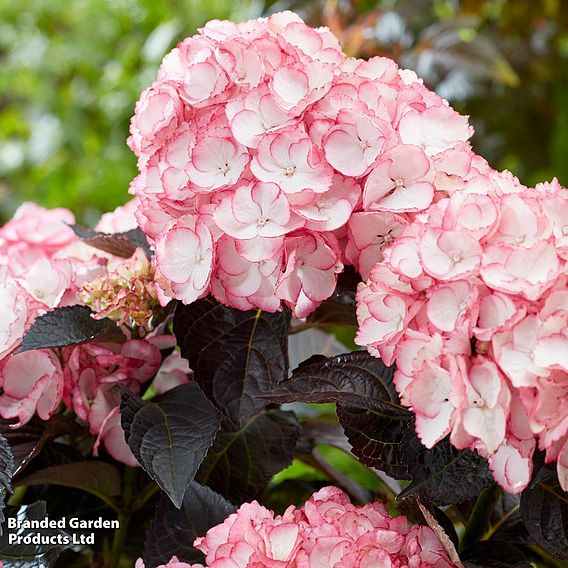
[151,351,191,395]
[0,350,64,427]
[20,256,72,308]
[0,270,34,360]
[95,198,140,233]
[63,339,161,466]
[0,199,177,464]
[0,202,76,270]
[192,486,454,567]
[79,248,159,329]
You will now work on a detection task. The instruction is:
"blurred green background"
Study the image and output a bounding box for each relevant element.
[1,0,568,225]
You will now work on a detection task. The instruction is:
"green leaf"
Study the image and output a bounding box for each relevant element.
[0,501,71,567]
[400,429,494,505]
[174,298,291,424]
[15,462,121,507]
[69,225,151,258]
[121,382,221,509]
[17,306,116,353]
[144,480,235,566]
[520,464,568,560]
[197,409,300,504]
[271,459,325,485]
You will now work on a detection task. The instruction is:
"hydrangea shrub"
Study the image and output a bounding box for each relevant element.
[0,10,566,568]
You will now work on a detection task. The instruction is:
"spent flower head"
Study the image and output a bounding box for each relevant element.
[79,248,160,330]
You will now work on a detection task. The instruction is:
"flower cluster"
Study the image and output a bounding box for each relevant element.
[79,247,160,329]
[136,557,199,568]
[128,10,473,317]
[0,201,188,465]
[137,486,454,567]
[0,202,91,359]
[356,171,568,493]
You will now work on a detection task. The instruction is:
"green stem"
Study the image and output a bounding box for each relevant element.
[7,486,27,507]
[528,544,568,568]
[109,468,136,568]
[130,482,160,512]
[482,502,519,541]
[460,483,502,552]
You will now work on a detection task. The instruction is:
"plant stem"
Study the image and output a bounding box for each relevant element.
[130,482,160,512]
[460,483,501,552]
[482,502,519,541]
[7,486,27,507]
[528,544,568,568]
[109,468,136,568]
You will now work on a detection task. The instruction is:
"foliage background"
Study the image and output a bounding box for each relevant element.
[1,0,568,225]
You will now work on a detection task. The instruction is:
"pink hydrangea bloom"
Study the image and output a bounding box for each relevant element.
[192,486,454,567]
[62,339,161,466]
[95,198,140,233]
[0,201,173,465]
[0,268,35,360]
[0,204,100,426]
[128,10,475,317]
[0,202,76,270]
[151,351,191,395]
[0,350,64,427]
[135,556,203,568]
[356,173,568,493]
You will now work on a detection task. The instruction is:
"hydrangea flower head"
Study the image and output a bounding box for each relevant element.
[356,175,568,494]
[192,486,454,567]
[128,11,474,317]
